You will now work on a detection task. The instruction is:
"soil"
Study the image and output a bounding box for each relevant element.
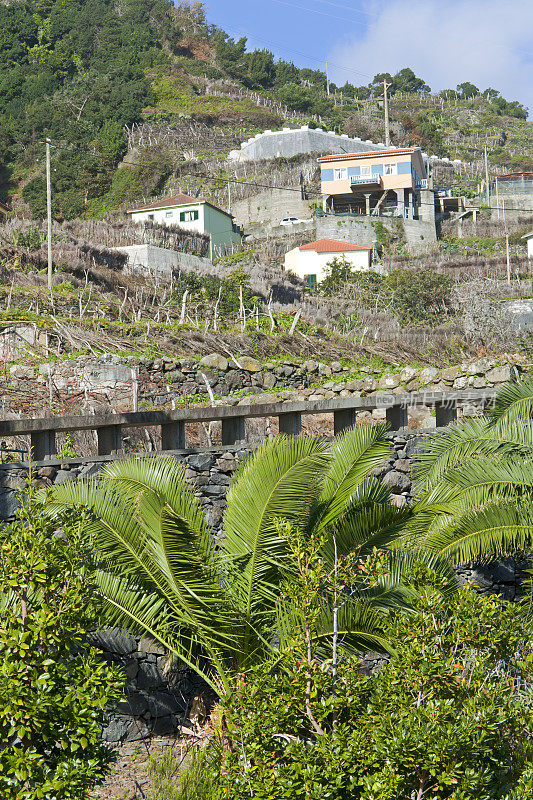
[91,736,188,800]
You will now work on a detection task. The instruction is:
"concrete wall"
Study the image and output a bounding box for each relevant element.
[233,188,312,228]
[228,126,387,162]
[112,244,213,280]
[315,216,377,246]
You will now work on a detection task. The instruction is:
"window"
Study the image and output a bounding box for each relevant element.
[179,210,199,222]
[305,274,317,289]
[165,211,173,219]
[333,167,347,181]
[384,163,397,175]
[360,165,372,177]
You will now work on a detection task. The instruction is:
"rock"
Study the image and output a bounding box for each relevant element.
[166,370,185,383]
[92,628,138,655]
[237,356,261,372]
[399,366,418,383]
[471,377,487,389]
[303,360,318,372]
[467,357,493,376]
[54,470,75,484]
[187,454,216,472]
[115,693,149,717]
[382,470,411,494]
[394,459,411,473]
[38,466,57,479]
[148,691,183,718]
[453,376,469,390]
[331,361,343,373]
[485,365,513,384]
[79,463,101,479]
[318,363,332,377]
[345,379,363,392]
[217,454,238,472]
[102,716,131,743]
[360,377,377,393]
[139,636,166,656]
[441,366,460,382]
[390,494,407,508]
[378,374,400,390]
[252,393,278,405]
[0,489,19,520]
[418,367,439,385]
[199,354,228,372]
[262,372,277,389]
[137,662,165,690]
[124,719,150,741]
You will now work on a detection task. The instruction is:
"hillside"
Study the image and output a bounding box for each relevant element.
[0,0,531,220]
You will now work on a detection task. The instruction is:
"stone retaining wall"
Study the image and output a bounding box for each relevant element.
[5,354,526,420]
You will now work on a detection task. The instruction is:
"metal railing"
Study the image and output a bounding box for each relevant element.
[0,390,498,463]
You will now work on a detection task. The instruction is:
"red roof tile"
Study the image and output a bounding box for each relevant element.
[318,148,418,163]
[300,238,372,253]
[127,193,201,213]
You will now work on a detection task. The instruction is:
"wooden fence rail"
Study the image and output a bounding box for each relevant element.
[0,390,498,462]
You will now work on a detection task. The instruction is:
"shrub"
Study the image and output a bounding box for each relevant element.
[387,267,454,324]
[0,482,123,799]
[215,575,533,800]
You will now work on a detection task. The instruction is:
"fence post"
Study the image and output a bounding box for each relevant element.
[386,405,408,430]
[161,421,186,451]
[333,409,356,435]
[30,430,56,461]
[221,417,245,446]
[278,412,302,436]
[435,401,457,427]
[97,426,123,456]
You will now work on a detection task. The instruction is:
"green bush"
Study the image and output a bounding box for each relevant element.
[0,482,123,799]
[386,267,454,324]
[215,576,533,800]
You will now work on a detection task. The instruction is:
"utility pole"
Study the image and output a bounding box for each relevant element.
[326,62,330,96]
[383,79,392,146]
[484,145,491,208]
[227,179,231,214]
[506,233,510,285]
[46,138,52,289]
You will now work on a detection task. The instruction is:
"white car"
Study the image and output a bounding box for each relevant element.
[279,217,309,226]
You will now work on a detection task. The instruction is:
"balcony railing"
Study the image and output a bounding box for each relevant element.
[350,175,381,185]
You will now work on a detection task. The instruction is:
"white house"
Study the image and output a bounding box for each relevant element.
[284,238,374,287]
[127,193,242,255]
[522,231,533,260]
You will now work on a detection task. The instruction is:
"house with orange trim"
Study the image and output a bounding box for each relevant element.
[284,238,376,287]
[318,147,427,219]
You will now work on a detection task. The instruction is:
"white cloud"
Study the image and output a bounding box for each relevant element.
[329,0,533,113]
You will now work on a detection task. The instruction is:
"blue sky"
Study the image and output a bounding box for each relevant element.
[205,0,533,113]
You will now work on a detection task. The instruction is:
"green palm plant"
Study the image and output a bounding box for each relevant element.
[45,425,445,692]
[409,375,533,563]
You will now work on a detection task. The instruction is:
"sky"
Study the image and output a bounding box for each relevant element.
[205,0,533,114]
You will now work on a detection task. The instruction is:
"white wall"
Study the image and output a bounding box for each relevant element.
[130,203,205,235]
[284,247,373,283]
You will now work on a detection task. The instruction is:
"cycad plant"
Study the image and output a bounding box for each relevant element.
[46,424,442,692]
[410,375,533,562]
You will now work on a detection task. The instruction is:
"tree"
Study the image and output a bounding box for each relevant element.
[46,427,441,694]
[410,375,533,563]
[211,572,533,800]
[368,72,393,97]
[456,81,479,98]
[245,49,275,89]
[392,67,430,94]
[0,483,123,800]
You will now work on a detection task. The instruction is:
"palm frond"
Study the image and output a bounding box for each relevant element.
[412,417,533,493]
[317,424,391,530]
[489,375,533,425]
[221,435,330,619]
